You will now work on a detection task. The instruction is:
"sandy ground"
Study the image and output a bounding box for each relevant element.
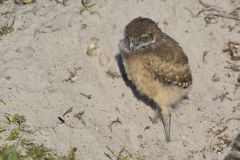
[0,0,240,159]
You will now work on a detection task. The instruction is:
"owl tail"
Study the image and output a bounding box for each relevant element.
[162,113,171,142]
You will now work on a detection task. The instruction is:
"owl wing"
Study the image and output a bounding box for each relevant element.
[146,43,192,88]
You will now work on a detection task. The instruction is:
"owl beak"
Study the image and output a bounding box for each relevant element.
[129,42,135,52]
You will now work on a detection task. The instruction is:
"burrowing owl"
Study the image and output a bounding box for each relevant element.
[224,134,240,160]
[119,17,192,142]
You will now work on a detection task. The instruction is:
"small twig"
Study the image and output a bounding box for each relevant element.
[63,107,73,117]
[185,7,219,17]
[104,152,113,160]
[203,51,208,63]
[198,8,220,17]
[0,11,14,16]
[123,148,132,158]
[117,147,125,160]
[80,92,92,99]
[108,117,122,132]
[199,0,214,8]
[233,84,240,94]
[106,146,128,160]
[207,13,240,21]
[212,92,229,102]
[106,146,117,158]
[80,0,101,17]
[81,0,92,7]
[58,116,65,123]
[215,126,228,136]
[226,96,240,101]
[226,117,240,123]
[212,73,220,82]
[10,16,15,28]
[144,126,150,130]
[203,10,240,24]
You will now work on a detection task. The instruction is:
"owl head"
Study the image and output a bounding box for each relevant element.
[120,17,162,53]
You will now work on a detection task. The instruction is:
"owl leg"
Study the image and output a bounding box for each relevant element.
[151,93,172,142]
[161,110,171,142]
[157,104,171,142]
[151,107,171,142]
[152,107,161,124]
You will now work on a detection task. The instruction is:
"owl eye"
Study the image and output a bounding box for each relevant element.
[141,36,148,41]
[148,33,153,39]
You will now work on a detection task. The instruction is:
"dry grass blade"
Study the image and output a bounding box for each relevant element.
[0,16,15,36]
[205,13,240,22]
[185,7,220,17]
[6,128,20,140]
[199,0,215,8]
[226,117,240,123]
[117,147,125,160]
[80,0,101,17]
[212,92,229,102]
[186,0,240,25]
[105,146,129,160]
[5,113,26,127]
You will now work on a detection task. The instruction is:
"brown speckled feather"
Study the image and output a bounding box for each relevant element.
[144,40,192,88]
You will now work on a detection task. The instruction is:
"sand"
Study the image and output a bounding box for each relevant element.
[0,0,240,159]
